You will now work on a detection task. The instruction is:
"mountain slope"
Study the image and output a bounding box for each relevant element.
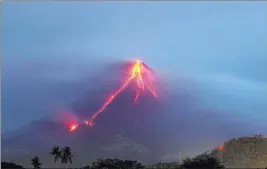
[1,85,165,167]
[3,61,265,168]
[210,135,267,168]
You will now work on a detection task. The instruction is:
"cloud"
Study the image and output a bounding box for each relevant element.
[185,72,267,129]
[200,73,267,92]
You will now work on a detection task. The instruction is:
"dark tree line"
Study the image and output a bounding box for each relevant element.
[2,147,237,169]
[1,162,24,169]
[90,158,145,169]
[179,153,224,169]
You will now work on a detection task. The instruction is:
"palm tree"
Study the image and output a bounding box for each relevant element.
[61,146,73,169]
[50,146,62,167]
[31,156,42,169]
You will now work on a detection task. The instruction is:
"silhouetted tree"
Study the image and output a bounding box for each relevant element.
[61,146,73,169]
[49,145,62,167]
[31,156,42,169]
[91,158,145,169]
[179,153,224,169]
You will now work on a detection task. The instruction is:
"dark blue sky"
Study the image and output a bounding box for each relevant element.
[2,2,267,133]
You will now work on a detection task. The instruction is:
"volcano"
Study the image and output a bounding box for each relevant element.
[2,60,167,167]
[69,60,159,132]
[2,60,259,168]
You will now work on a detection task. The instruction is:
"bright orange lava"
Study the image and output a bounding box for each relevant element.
[69,60,157,132]
[69,124,78,132]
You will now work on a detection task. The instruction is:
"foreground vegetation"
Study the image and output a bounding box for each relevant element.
[2,144,267,169]
[1,145,224,169]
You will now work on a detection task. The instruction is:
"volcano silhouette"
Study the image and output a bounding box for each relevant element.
[2,61,168,167]
[2,61,256,168]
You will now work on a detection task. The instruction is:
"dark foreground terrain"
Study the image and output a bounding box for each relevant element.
[2,135,267,169]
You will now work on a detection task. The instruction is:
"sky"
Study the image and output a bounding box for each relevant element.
[2,2,267,134]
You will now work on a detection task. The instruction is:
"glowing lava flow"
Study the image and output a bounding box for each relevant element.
[69,60,157,132]
[70,124,78,132]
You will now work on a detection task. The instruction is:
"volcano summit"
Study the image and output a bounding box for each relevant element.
[69,60,159,132]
